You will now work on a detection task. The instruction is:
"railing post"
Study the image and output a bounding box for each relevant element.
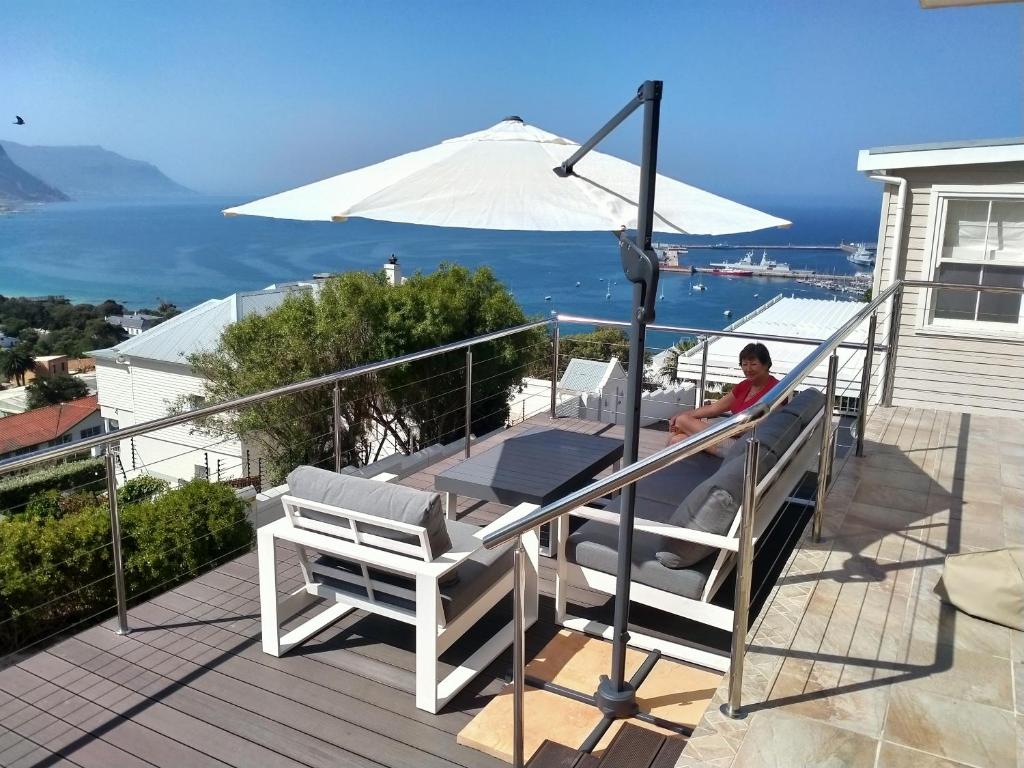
[812,353,840,542]
[512,534,526,768]
[724,436,759,719]
[104,447,129,635]
[550,315,560,418]
[465,346,473,459]
[332,381,343,473]
[856,313,878,457]
[697,336,709,406]
[882,287,902,407]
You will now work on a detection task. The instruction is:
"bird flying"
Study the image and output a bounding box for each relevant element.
[13,116,25,125]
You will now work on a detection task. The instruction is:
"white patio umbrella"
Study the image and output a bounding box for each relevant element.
[223,117,788,234]
[225,85,788,746]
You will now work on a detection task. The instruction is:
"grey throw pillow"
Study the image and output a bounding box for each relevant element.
[655,457,745,569]
[286,466,452,558]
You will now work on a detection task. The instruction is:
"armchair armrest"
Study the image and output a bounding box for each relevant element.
[474,502,541,541]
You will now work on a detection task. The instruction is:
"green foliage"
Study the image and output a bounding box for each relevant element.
[25,373,90,409]
[118,476,170,506]
[0,295,128,360]
[659,339,698,384]
[862,287,872,302]
[0,479,251,653]
[0,458,106,514]
[188,265,543,483]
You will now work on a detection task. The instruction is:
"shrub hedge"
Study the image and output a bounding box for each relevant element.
[0,458,106,515]
[0,479,252,654]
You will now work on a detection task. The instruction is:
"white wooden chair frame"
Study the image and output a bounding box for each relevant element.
[258,486,539,713]
[553,411,825,672]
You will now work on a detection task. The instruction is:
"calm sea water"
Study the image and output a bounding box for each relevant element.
[0,198,878,351]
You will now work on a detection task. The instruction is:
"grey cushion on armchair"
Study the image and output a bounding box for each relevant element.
[286,465,452,558]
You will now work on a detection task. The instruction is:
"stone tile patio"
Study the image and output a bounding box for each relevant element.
[677,406,1024,768]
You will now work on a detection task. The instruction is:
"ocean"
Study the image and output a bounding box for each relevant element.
[0,198,878,351]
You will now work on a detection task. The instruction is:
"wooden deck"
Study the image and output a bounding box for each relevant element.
[0,415,805,768]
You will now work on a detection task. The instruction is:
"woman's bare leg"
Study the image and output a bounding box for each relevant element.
[668,412,708,445]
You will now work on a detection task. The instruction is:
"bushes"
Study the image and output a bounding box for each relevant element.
[0,479,252,654]
[0,458,106,514]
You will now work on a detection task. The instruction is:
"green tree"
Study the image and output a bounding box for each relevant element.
[187,265,542,482]
[1,345,34,386]
[26,374,89,409]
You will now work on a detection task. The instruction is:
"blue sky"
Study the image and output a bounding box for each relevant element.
[2,1,1021,209]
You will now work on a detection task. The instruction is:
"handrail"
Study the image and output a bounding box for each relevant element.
[0,317,554,476]
[482,280,902,550]
[556,313,881,351]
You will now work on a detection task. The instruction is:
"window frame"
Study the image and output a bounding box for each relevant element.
[917,184,1024,340]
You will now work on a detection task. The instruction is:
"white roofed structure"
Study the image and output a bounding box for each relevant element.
[676,297,871,409]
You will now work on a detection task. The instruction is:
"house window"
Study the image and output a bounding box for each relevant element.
[80,425,103,439]
[47,434,72,447]
[926,196,1024,333]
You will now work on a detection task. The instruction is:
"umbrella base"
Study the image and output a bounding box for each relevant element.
[594,677,640,718]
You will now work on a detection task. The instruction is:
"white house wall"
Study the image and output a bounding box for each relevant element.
[95,360,135,428]
[874,162,1024,417]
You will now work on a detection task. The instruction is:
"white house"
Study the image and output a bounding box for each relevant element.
[675,296,870,414]
[558,356,695,426]
[857,137,1024,417]
[93,282,315,485]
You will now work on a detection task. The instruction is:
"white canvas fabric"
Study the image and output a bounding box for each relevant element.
[224,118,789,235]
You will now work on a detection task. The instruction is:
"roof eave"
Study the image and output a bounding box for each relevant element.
[858,140,1024,172]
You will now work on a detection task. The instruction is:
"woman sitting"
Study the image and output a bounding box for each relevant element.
[668,342,778,452]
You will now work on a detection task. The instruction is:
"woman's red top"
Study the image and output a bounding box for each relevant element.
[731,375,779,414]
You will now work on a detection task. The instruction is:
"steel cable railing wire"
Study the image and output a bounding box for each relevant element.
[0,601,121,668]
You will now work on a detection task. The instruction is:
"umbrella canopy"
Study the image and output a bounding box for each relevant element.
[224,117,789,235]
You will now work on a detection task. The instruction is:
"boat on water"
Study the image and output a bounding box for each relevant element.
[703,250,814,278]
[847,244,876,267]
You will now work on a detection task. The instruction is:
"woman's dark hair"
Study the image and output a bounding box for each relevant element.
[739,343,772,369]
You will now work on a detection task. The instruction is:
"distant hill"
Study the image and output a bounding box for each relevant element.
[0,143,69,203]
[0,141,196,200]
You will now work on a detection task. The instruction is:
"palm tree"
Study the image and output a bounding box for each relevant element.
[1,346,35,387]
[658,339,697,384]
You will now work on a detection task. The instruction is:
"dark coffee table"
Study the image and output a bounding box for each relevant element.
[435,426,623,554]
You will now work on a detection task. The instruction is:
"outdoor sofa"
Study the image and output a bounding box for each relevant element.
[553,388,827,671]
[257,467,539,713]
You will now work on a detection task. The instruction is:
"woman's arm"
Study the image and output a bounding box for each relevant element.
[672,391,735,427]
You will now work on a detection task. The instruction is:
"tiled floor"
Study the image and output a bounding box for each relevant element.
[677,407,1024,768]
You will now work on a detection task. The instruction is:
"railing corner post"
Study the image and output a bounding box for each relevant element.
[512,534,526,767]
[465,346,473,459]
[812,353,840,543]
[332,381,343,473]
[724,436,759,719]
[104,446,129,635]
[550,314,560,419]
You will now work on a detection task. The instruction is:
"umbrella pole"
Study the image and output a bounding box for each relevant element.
[593,81,662,718]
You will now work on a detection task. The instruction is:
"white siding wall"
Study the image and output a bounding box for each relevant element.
[874,162,1024,417]
[98,358,243,484]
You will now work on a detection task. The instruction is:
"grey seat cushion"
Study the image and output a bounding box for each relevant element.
[633,452,722,508]
[313,518,512,622]
[567,519,712,600]
[286,466,452,558]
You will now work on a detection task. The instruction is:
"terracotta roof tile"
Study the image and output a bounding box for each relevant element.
[0,395,99,453]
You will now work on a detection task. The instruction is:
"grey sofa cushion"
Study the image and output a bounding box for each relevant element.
[312,519,512,622]
[286,465,452,558]
[567,520,712,600]
[779,387,825,426]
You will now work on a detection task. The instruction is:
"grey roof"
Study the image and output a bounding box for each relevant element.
[92,283,314,366]
[559,358,613,393]
[865,136,1024,155]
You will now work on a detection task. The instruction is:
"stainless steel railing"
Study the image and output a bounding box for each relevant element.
[488,281,903,764]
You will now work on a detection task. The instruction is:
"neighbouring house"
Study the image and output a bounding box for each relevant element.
[105,312,163,337]
[92,283,315,486]
[25,354,69,382]
[857,137,1024,417]
[0,334,18,349]
[0,372,98,418]
[675,296,869,414]
[0,394,103,461]
[558,356,695,426]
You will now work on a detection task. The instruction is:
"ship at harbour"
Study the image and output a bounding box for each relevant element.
[846,243,876,267]
[697,250,815,278]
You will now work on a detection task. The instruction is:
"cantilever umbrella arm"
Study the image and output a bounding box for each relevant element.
[552,79,663,719]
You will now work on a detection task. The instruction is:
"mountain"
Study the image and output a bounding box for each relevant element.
[0,143,69,203]
[0,141,196,200]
